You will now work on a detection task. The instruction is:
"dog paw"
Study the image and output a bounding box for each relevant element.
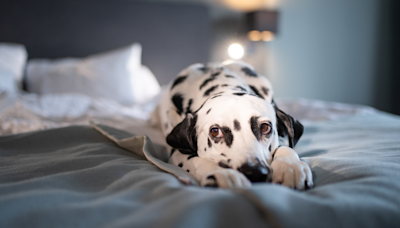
[201,169,252,188]
[271,158,313,190]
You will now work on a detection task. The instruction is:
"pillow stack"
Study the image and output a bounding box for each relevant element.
[26,43,160,105]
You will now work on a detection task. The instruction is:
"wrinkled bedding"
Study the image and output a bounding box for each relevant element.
[1,105,400,228]
[0,90,376,136]
[0,91,165,144]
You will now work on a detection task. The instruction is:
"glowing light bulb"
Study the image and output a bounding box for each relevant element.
[228,43,244,60]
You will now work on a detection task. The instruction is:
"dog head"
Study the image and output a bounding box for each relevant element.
[166,92,303,183]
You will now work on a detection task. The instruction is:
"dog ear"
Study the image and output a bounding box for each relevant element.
[273,104,304,148]
[166,113,198,155]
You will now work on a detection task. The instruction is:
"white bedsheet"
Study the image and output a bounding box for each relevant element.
[0,90,158,136]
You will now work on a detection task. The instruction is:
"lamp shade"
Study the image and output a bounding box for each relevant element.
[246,10,278,33]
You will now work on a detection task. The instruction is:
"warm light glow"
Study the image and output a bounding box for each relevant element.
[223,0,265,11]
[248,30,275,42]
[248,30,261,41]
[261,31,274,41]
[228,43,244,59]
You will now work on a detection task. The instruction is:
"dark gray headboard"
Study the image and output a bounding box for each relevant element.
[1,0,211,85]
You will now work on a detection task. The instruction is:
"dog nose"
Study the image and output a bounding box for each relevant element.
[238,163,271,183]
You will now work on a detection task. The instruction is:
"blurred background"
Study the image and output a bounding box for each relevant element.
[2,0,398,115]
[146,0,400,115]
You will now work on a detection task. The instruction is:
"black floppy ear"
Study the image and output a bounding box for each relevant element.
[166,113,198,156]
[273,104,304,148]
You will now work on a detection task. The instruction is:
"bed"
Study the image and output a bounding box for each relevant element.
[1,1,400,228]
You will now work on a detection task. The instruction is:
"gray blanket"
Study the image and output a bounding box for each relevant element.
[1,112,400,228]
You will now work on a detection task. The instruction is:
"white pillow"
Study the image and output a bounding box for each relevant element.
[0,43,27,93]
[134,65,161,104]
[26,43,160,105]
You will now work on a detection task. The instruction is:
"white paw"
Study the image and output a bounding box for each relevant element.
[271,157,313,190]
[201,169,252,188]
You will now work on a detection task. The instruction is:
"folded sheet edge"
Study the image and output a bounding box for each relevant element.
[90,121,200,186]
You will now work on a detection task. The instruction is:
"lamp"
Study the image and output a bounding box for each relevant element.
[246,10,278,41]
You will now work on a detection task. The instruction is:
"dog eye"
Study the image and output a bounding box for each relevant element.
[210,128,223,137]
[260,123,271,135]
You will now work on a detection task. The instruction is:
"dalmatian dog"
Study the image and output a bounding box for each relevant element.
[151,60,313,190]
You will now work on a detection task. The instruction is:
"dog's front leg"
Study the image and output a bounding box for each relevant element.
[169,150,251,188]
[271,146,314,190]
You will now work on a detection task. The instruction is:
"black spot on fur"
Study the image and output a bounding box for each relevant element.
[225,74,235,78]
[186,99,193,114]
[164,123,168,130]
[198,64,209,73]
[234,120,241,131]
[221,153,226,157]
[199,77,216,90]
[207,108,212,114]
[269,145,272,152]
[170,75,188,90]
[204,148,207,151]
[211,95,222,99]
[212,136,223,144]
[228,159,231,163]
[172,93,184,115]
[170,148,176,157]
[271,98,277,106]
[249,86,264,99]
[250,116,261,141]
[235,85,247,92]
[208,138,212,148]
[218,161,231,169]
[205,175,218,187]
[178,162,183,167]
[221,84,230,87]
[221,126,234,148]
[211,71,221,77]
[187,155,197,160]
[242,67,258,77]
[166,114,198,156]
[204,85,219,97]
[262,87,269,96]
[207,175,216,181]
[186,169,190,172]
[233,92,245,96]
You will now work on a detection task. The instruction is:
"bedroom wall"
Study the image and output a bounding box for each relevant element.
[149,0,389,107]
[263,0,380,107]
[140,0,398,113]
